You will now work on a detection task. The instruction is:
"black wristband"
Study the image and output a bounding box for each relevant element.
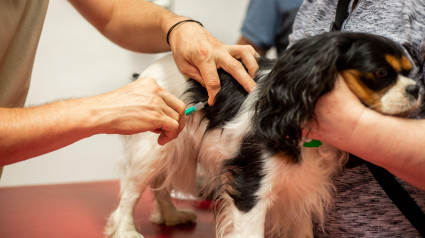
[166,19,204,45]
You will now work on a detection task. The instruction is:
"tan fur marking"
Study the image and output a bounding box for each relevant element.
[341,70,383,110]
[386,55,401,72]
[401,56,412,71]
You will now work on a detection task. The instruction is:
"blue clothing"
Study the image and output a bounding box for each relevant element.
[240,0,303,54]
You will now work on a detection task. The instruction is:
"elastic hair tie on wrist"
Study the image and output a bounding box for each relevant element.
[166,19,204,45]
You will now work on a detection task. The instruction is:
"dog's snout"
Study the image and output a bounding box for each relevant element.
[406,84,420,99]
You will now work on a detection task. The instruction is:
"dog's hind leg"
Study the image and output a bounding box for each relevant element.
[149,175,197,226]
[105,172,151,238]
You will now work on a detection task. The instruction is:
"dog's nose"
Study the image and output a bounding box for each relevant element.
[406,84,420,99]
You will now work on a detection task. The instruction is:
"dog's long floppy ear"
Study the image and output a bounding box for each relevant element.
[254,32,352,158]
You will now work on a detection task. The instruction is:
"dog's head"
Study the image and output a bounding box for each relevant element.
[254,31,421,158]
[337,33,420,116]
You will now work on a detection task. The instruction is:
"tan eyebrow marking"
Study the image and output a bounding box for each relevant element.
[341,70,383,110]
[401,56,412,71]
[386,55,401,72]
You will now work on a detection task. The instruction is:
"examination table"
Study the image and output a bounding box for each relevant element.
[0,180,214,238]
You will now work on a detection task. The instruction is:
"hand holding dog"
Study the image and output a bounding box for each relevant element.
[307,75,425,190]
[167,21,259,106]
[305,75,366,145]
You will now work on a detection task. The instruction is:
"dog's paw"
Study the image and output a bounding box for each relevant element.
[122,231,144,238]
[149,207,165,224]
[164,209,197,226]
[105,211,143,238]
[105,228,144,238]
[105,229,144,238]
[150,208,197,226]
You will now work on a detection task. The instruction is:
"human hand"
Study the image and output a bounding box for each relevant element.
[95,76,186,145]
[167,20,259,106]
[304,75,366,145]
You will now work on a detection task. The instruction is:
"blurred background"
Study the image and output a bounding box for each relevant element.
[0,0,251,186]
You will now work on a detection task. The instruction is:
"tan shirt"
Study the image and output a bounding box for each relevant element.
[0,0,49,108]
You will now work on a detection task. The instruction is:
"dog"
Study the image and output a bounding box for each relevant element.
[105,31,421,238]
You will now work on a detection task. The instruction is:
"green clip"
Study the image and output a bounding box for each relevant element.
[303,139,322,147]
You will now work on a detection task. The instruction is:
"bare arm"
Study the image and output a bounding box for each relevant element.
[68,0,178,52]
[0,77,185,166]
[306,76,425,190]
[68,0,259,105]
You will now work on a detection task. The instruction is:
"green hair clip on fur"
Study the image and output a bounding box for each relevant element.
[303,139,322,147]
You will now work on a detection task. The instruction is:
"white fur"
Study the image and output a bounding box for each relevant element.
[381,75,421,114]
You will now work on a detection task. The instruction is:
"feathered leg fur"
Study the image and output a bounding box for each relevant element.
[149,175,197,226]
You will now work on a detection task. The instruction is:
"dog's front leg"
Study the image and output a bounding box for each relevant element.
[222,199,268,238]
[291,218,314,238]
[105,174,150,238]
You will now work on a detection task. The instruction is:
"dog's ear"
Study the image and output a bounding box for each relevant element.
[254,33,352,158]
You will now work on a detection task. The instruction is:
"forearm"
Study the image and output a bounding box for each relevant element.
[68,0,186,53]
[325,109,425,190]
[0,77,186,166]
[0,98,102,166]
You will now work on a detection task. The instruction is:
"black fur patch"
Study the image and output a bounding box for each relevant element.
[223,132,267,212]
[184,57,275,131]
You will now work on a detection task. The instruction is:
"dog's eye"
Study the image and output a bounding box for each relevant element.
[375,69,389,79]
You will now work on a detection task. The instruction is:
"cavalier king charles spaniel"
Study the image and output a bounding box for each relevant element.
[105,32,421,238]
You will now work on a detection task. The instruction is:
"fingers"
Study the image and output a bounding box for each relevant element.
[213,44,259,94]
[160,102,180,123]
[156,116,180,145]
[196,60,221,106]
[159,89,186,139]
[226,44,260,78]
[149,93,185,145]
[151,103,181,146]
[217,52,257,94]
[178,63,220,106]
[129,77,186,145]
[196,44,259,102]
[169,23,259,106]
[178,46,259,106]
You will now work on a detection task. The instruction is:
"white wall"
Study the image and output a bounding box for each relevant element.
[0,0,249,186]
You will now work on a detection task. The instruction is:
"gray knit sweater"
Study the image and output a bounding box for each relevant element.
[289,0,425,237]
